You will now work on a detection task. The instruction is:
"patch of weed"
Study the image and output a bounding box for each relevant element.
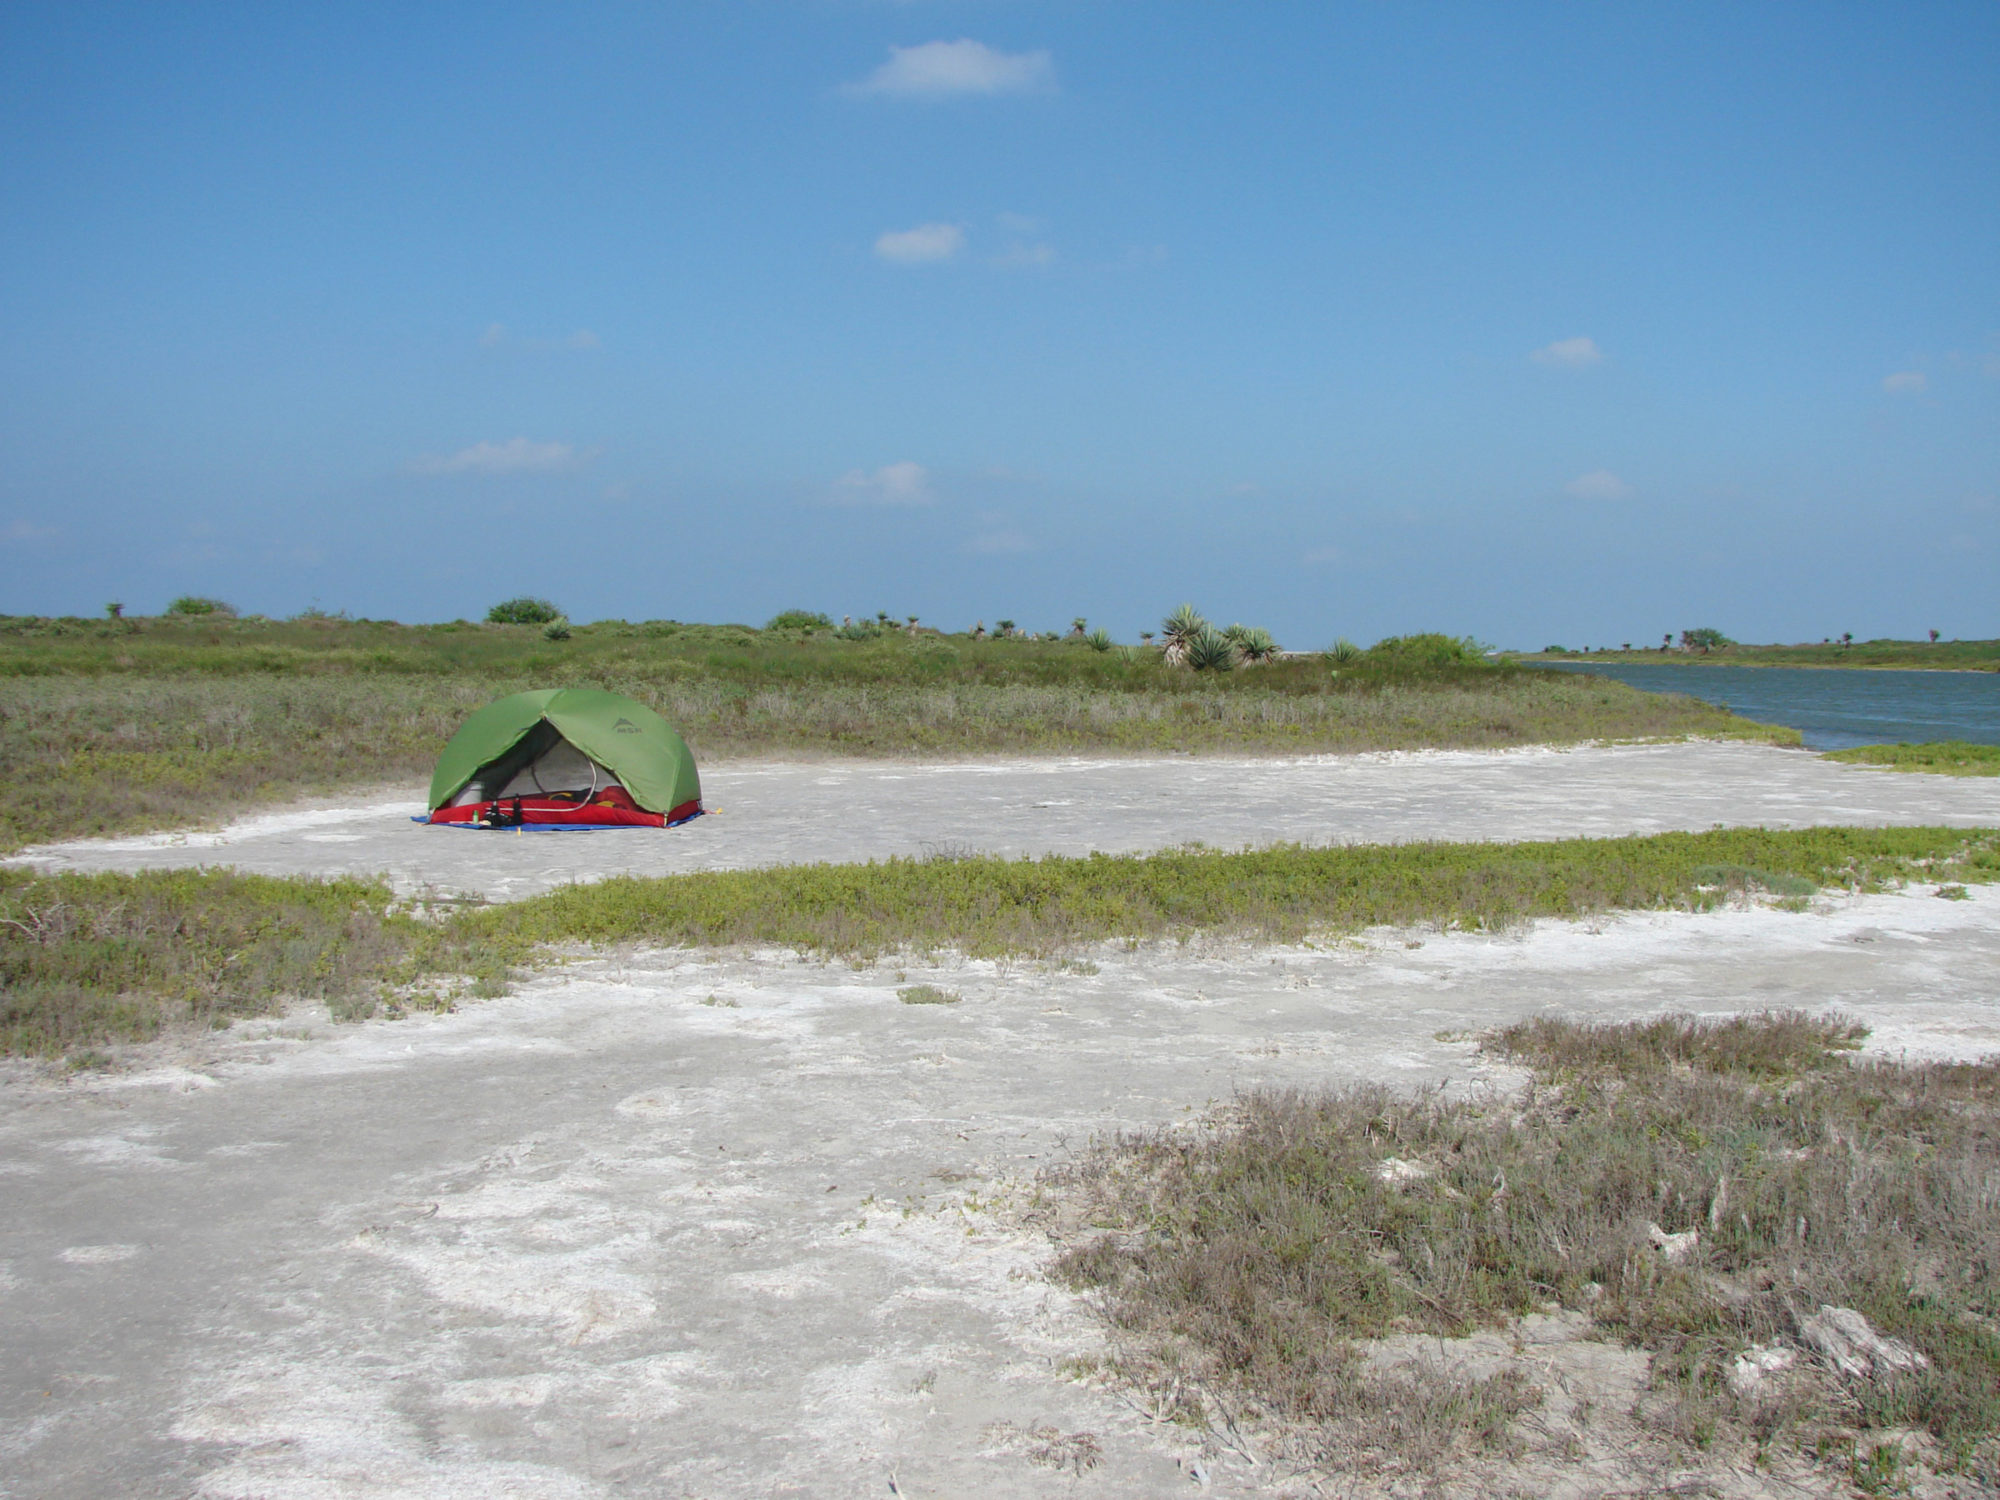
[1041,1013,2000,1480]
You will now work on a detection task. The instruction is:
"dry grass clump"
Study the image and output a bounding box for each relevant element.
[1042,1014,2000,1487]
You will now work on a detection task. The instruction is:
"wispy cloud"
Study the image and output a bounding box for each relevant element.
[834,461,933,505]
[1564,469,1633,501]
[1531,336,1604,368]
[846,39,1054,99]
[478,324,601,352]
[875,223,965,265]
[5,519,58,542]
[992,241,1055,269]
[1882,370,1928,394]
[964,526,1032,554]
[413,438,590,475]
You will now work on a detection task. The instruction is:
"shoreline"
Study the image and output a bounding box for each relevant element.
[1518,655,2000,674]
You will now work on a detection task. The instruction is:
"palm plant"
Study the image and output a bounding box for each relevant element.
[1160,604,1207,665]
[1328,638,1360,665]
[1234,625,1279,664]
[1185,625,1237,671]
[996,619,1016,637]
[1084,628,1113,652]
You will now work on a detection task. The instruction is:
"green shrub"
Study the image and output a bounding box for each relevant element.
[765,609,833,633]
[1084,629,1114,652]
[166,596,235,618]
[485,597,562,625]
[542,619,571,641]
[1366,633,1488,670]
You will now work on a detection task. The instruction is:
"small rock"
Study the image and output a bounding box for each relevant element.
[1375,1157,1432,1188]
[1799,1305,1930,1380]
[1646,1221,1700,1264]
[1727,1344,1796,1397]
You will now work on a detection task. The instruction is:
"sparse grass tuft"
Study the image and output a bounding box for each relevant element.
[1825,741,2000,777]
[1043,1013,2000,1481]
[896,984,960,1005]
[1492,1009,1866,1080]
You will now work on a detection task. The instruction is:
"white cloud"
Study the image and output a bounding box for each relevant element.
[1531,336,1604,368]
[834,461,933,505]
[875,223,965,264]
[413,438,589,475]
[1564,469,1633,501]
[1882,370,1928,393]
[847,39,1054,99]
[5,519,58,541]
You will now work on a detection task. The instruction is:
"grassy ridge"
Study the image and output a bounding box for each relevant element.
[0,615,1785,852]
[6,826,1994,1057]
[1047,1014,2000,1482]
[445,825,1995,958]
[1824,741,2000,777]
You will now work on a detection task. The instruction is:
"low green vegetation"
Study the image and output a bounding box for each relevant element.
[0,612,1785,852]
[896,984,960,1005]
[0,868,431,1058]
[1520,636,2000,671]
[1824,741,2000,777]
[1045,1012,2000,1484]
[6,826,1994,1058]
[484,596,563,625]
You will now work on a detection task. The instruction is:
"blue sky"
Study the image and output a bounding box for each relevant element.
[2,3,1994,648]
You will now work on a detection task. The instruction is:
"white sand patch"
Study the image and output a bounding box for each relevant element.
[57,1243,141,1264]
[56,1129,181,1168]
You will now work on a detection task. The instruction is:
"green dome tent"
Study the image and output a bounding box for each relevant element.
[425,688,702,829]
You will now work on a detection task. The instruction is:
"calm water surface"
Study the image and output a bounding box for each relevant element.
[1534,662,2000,750]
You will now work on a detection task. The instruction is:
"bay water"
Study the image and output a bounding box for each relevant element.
[1533,661,2000,750]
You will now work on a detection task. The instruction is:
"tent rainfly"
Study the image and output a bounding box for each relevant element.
[425,688,702,829]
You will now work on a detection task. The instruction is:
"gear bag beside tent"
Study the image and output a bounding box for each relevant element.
[425,688,703,829]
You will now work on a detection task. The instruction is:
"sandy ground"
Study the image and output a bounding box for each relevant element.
[11,741,2000,901]
[4,745,1999,1497]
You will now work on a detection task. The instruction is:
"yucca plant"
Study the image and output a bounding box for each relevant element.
[1328,638,1360,665]
[1234,625,1278,664]
[1185,625,1237,671]
[1160,604,1207,665]
[1084,628,1114,652]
